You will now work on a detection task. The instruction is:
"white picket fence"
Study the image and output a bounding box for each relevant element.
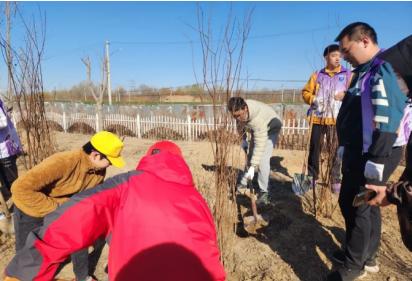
[282,118,309,135]
[12,111,311,145]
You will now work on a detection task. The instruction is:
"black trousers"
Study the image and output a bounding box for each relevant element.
[0,155,18,202]
[13,206,104,281]
[338,146,402,270]
[400,132,412,181]
[308,124,335,180]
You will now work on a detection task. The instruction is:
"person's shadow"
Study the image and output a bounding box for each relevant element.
[237,170,343,280]
[270,156,292,179]
[266,180,345,280]
[202,159,345,280]
[115,243,220,281]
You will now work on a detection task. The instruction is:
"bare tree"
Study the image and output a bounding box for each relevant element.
[0,5,55,168]
[300,81,340,219]
[81,56,91,102]
[82,50,108,132]
[314,93,340,217]
[5,2,16,106]
[195,3,253,269]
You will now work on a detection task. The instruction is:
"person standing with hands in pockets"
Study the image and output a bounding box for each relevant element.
[302,44,351,191]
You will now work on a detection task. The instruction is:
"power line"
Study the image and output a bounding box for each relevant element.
[41,25,337,62]
[110,25,337,46]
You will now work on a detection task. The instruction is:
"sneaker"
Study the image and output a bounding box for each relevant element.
[331,250,345,265]
[256,192,270,206]
[327,267,367,281]
[364,259,379,273]
[331,250,379,274]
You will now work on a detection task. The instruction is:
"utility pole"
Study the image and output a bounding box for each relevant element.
[81,56,91,101]
[105,40,112,105]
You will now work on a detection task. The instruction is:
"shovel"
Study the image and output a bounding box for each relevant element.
[240,141,269,234]
[249,180,258,224]
[243,179,268,234]
[292,173,313,195]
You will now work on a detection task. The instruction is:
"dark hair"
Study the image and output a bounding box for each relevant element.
[82,142,94,154]
[323,44,340,57]
[227,97,247,112]
[335,22,378,44]
[83,141,101,155]
[83,142,110,162]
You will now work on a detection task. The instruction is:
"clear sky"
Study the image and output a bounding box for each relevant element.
[3,1,412,91]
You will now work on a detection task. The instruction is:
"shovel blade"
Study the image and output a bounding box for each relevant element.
[292,173,313,195]
[243,214,269,234]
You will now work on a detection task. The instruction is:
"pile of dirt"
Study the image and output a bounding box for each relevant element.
[0,132,411,281]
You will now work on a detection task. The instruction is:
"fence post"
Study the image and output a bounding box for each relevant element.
[136,114,141,138]
[95,113,99,132]
[62,111,67,132]
[281,88,284,103]
[292,89,296,103]
[187,115,192,141]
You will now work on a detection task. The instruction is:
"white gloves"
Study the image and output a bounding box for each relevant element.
[364,160,384,182]
[337,146,344,160]
[243,166,255,181]
[241,139,248,152]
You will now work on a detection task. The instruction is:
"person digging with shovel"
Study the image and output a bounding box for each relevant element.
[228,97,282,207]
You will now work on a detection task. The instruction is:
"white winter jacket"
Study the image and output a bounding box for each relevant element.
[244,99,281,167]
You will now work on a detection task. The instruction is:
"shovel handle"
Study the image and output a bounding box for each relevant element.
[247,180,259,223]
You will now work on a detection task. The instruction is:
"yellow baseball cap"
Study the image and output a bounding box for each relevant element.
[90,131,125,168]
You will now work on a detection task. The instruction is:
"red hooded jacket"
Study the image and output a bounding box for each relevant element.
[6,151,225,281]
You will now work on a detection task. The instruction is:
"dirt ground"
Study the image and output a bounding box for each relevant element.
[1,132,411,281]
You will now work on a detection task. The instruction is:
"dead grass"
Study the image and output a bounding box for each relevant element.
[1,132,411,281]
